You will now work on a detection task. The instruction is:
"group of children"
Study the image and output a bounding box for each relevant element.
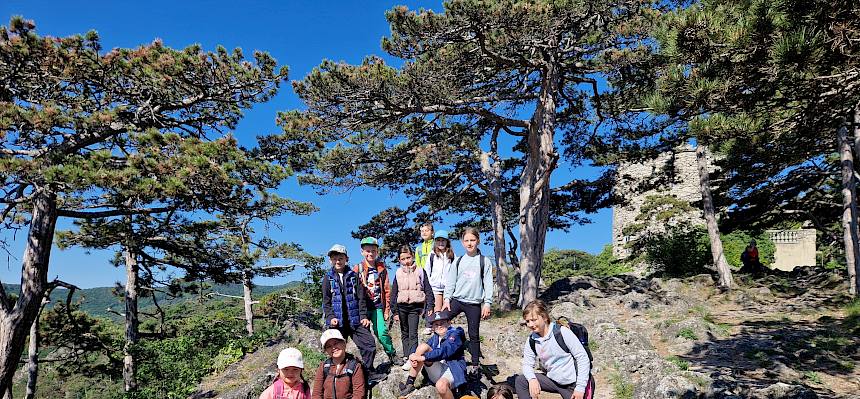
[259,223,594,399]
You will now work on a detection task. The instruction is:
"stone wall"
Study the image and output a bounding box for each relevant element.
[612,147,705,259]
[767,229,817,271]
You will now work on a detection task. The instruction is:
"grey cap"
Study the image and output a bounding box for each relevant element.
[327,244,348,256]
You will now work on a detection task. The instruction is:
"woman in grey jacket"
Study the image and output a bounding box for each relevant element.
[514,300,594,399]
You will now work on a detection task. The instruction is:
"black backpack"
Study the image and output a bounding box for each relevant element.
[528,316,594,368]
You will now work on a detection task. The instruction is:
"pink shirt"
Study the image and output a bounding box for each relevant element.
[259,380,310,399]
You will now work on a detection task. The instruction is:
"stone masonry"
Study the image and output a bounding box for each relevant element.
[612,146,704,259]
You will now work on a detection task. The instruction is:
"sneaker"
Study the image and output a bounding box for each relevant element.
[398,382,415,396]
[401,358,411,371]
[388,352,400,365]
[422,327,431,335]
[466,364,481,379]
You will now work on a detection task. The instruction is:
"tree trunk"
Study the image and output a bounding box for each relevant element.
[0,192,58,392]
[506,227,522,306]
[123,247,139,392]
[25,298,48,399]
[518,64,559,308]
[479,137,513,312]
[695,144,734,289]
[838,120,860,297]
[243,269,254,336]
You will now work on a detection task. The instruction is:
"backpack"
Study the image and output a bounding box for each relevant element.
[323,354,370,396]
[528,316,594,369]
[454,255,486,291]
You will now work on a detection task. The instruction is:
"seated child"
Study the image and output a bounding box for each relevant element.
[398,311,467,399]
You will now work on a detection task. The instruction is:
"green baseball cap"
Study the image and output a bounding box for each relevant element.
[360,237,379,247]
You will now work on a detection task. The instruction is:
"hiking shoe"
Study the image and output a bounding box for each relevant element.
[422,327,432,335]
[399,382,415,396]
[388,352,400,365]
[401,358,411,371]
[466,364,481,379]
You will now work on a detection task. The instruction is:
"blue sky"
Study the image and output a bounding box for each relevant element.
[0,0,612,288]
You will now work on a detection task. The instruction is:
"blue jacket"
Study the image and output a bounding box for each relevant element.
[423,326,467,388]
[322,268,366,327]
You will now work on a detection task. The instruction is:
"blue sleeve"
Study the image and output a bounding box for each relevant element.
[423,331,463,362]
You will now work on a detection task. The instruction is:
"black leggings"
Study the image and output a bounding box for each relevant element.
[448,298,482,364]
[335,324,377,370]
[397,302,423,356]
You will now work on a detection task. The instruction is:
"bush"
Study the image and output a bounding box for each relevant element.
[543,245,630,282]
[643,225,712,277]
[722,231,775,269]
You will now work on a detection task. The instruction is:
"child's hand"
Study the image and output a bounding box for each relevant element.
[360,318,371,328]
[528,378,541,398]
[442,299,451,311]
[330,319,339,327]
[481,304,491,320]
[573,391,585,399]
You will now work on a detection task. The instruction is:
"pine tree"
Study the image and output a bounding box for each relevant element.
[269,0,653,307]
[0,17,288,391]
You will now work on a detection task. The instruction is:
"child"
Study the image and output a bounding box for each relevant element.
[398,311,467,399]
[442,227,494,372]
[352,237,397,365]
[426,229,454,314]
[390,245,434,370]
[414,223,434,269]
[487,383,515,399]
[514,300,594,399]
[259,347,311,399]
[312,329,366,399]
[321,244,381,377]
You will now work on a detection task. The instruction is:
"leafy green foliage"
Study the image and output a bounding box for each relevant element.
[644,225,712,277]
[542,245,630,282]
[721,231,775,269]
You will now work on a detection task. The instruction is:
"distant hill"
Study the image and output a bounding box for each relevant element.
[2,281,299,320]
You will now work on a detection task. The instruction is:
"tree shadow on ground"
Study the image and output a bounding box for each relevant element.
[679,314,859,398]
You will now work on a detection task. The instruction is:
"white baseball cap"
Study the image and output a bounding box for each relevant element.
[320,329,345,348]
[277,347,304,369]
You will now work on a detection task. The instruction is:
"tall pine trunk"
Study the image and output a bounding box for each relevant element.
[695,144,734,289]
[123,247,139,392]
[242,268,254,336]
[518,64,559,308]
[838,120,860,297]
[0,192,58,392]
[24,298,48,399]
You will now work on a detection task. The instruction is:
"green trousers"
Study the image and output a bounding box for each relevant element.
[369,308,395,355]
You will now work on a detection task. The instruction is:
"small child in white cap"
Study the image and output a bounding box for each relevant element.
[259,347,310,399]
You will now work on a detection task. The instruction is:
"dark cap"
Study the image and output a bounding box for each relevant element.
[429,310,452,323]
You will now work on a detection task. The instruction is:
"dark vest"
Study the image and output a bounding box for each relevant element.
[327,269,361,327]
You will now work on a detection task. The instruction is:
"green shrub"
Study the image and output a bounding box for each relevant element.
[543,244,631,282]
[721,231,775,269]
[644,225,712,277]
[609,370,634,399]
[677,327,699,340]
[666,356,689,370]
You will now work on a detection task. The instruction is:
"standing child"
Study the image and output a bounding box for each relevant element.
[321,244,381,378]
[353,237,397,365]
[258,347,311,399]
[398,311,468,399]
[426,229,455,314]
[442,227,494,373]
[414,223,434,269]
[390,245,435,370]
